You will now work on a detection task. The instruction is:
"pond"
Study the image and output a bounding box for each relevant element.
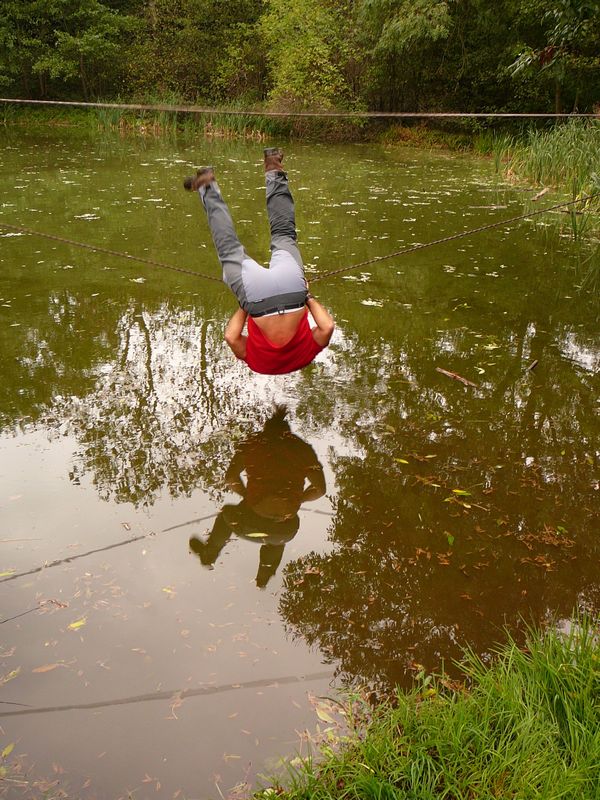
[0,128,598,799]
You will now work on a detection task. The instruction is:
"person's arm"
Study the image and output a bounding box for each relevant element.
[224,308,248,360]
[307,295,334,348]
[224,450,247,496]
[302,462,326,502]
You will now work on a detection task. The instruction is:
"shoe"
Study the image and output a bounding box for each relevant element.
[264,147,284,172]
[183,166,215,191]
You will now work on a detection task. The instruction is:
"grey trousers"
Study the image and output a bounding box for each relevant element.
[199,170,308,316]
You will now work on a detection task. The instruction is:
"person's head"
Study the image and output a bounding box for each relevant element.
[263,403,290,436]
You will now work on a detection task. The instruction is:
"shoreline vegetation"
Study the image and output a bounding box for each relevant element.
[254,617,600,800]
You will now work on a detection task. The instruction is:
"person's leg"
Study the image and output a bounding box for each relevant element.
[189,512,232,568]
[265,167,303,268]
[198,179,252,307]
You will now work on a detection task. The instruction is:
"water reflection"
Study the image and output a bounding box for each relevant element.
[189,406,326,587]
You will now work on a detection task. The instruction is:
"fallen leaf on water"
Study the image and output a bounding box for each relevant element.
[162,587,175,595]
[1,743,14,759]
[68,617,87,631]
[452,489,472,496]
[0,570,15,578]
[32,663,60,673]
[247,532,268,538]
[315,707,335,724]
[394,458,409,465]
[1,668,21,686]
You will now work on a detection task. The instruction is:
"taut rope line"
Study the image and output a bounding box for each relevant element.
[311,193,600,283]
[1,192,598,285]
[1,98,600,119]
[0,221,222,282]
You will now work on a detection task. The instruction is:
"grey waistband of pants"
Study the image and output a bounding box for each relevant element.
[246,291,308,318]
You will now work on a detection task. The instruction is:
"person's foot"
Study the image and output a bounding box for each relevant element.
[183,166,215,191]
[264,148,284,173]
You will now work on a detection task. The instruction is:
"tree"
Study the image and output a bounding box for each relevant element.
[260,0,361,110]
[509,0,600,113]
[0,0,135,99]
[358,0,451,110]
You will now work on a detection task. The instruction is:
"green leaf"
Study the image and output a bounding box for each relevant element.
[1,743,14,759]
[0,668,20,686]
[452,489,472,496]
[394,458,409,464]
[315,707,335,724]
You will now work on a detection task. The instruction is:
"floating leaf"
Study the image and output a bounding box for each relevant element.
[452,489,472,496]
[68,617,87,631]
[315,707,335,724]
[247,532,268,538]
[445,533,455,547]
[1,668,20,686]
[1,743,14,759]
[0,570,15,578]
[32,663,60,673]
[394,458,409,465]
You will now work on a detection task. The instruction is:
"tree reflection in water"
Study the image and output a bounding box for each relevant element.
[14,287,599,693]
[44,301,338,506]
[189,405,326,587]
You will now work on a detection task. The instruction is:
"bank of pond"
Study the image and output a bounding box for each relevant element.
[256,617,599,800]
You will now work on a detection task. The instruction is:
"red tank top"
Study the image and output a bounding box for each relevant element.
[244,311,324,374]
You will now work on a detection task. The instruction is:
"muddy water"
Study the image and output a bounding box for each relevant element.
[0,129,598,799]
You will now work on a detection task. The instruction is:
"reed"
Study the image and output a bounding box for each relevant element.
[256,615,600,799]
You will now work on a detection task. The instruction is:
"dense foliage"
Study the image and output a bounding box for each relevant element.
[1,0,599,112]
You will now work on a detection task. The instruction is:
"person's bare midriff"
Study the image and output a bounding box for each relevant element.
[252,307,306,346]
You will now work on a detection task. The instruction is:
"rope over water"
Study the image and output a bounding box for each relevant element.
[1,193,598,285]
[1,98,600,119]
[312,192,600,282]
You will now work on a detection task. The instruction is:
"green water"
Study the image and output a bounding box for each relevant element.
[0,129,598,799]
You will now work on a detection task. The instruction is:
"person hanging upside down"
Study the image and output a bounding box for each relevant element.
[184,148,334,374]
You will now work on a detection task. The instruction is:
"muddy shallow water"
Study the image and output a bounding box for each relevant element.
[0,129,598,799]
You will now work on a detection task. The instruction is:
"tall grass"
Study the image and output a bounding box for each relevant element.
[256,616,600,799]
[489,121,600,288]
[0,99,365,141]
[501,120,600,198]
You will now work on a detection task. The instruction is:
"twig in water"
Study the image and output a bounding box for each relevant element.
[532,188,550,202]
[436,367,477,388]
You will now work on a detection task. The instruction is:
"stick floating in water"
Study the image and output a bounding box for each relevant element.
[436,367,478,387]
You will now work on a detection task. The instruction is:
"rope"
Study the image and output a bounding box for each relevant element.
[310,192,600,283]
[0,221,222,282]
[2,98,600,119]
[1,192,598,286]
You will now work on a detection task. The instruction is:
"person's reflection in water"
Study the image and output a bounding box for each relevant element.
[189,406,326,588]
